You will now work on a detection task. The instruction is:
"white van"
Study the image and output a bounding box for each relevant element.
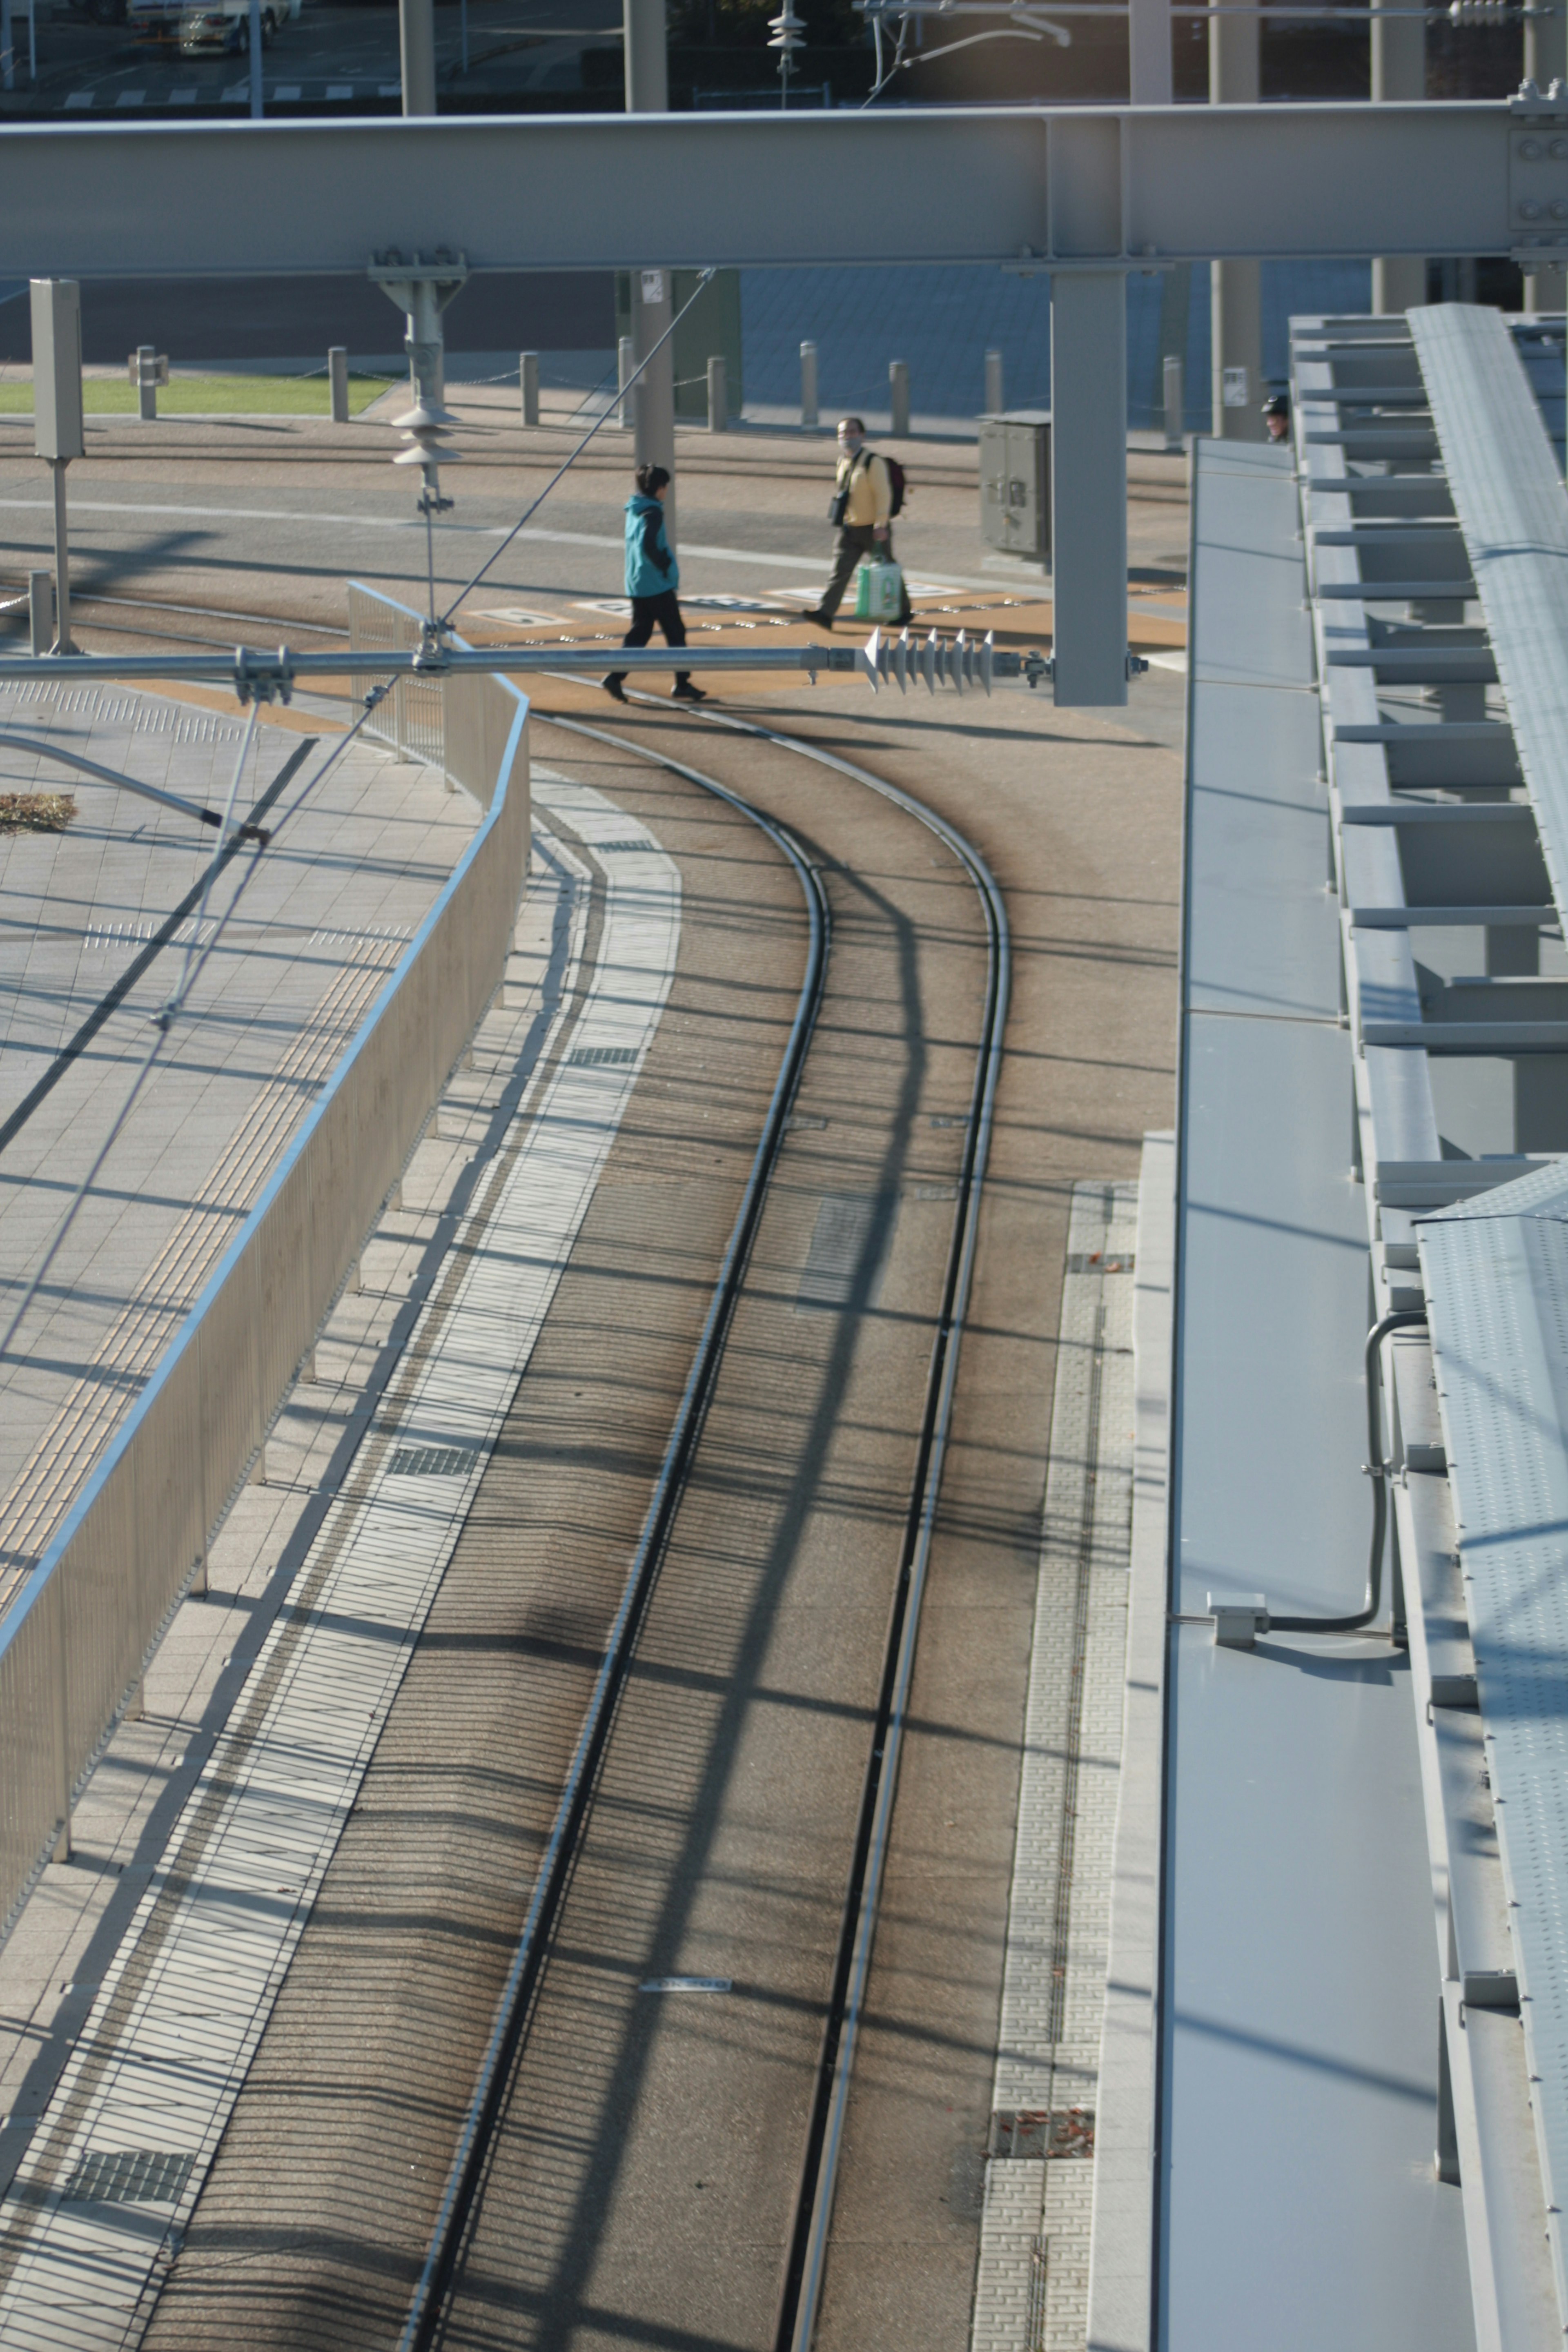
[127,0,298,52]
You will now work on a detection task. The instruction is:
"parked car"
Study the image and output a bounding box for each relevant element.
[127,0,297,49]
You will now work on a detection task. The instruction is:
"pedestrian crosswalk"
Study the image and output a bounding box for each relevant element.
[62,80,401,108]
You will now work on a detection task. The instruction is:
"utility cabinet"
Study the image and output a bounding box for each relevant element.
[979,410,1050,564]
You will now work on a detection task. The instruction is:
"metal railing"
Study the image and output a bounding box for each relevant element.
[350,582,447,771]
[0,591,530,1947]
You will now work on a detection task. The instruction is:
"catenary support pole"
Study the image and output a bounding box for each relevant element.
[1371,0,1425,312]
[626,0,677,546]
[50,463,74,658]
[1524,3,1568,311]
[1210,2,1264,439]
[329,344,349,422]
[1051,271,1127,708]
[984,346,1003,415]
[800,338,818,428]
[401,0,437,116]
[249,0,263,118]
[1128,0,1172,105]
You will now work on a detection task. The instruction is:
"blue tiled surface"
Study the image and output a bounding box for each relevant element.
[737,258,1373,423]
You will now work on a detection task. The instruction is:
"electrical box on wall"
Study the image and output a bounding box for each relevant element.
[979,410,1050,566]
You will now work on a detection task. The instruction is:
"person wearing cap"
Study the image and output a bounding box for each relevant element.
[803,416,913,631]
[604,464,707,704]
[1263,393,1291,443]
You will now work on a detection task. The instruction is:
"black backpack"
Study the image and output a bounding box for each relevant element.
[884,454,907,517]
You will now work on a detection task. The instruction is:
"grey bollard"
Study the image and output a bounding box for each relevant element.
[984,347,1004,415]
[328,345,349,423]
[889,358,910,438]
[28,570,54,656]
[137,343,157,423]
[617,334,635,431]
[800,339,819,430]
[1163,354,1185,451]
[521,350,539,425]
[706,354,727,432]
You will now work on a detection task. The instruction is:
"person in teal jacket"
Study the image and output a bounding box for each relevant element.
[603,465,707,704]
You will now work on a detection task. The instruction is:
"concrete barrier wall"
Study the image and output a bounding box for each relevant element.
[0,608,529,1945]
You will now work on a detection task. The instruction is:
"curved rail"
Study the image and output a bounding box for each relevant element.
[397,722,832,2352]
[655,699,1012,2352]
[401,692,1011,2352]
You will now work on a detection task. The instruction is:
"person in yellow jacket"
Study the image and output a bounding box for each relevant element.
[804,415,913,630]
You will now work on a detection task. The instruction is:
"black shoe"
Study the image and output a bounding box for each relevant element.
[602,676,628,702]
[670,680,708,702]
[802,608,834,630]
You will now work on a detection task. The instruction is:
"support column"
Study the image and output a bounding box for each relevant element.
[1051,271,1128,709]
[1128,0,1172,105]
[626,0,676,549]
[400,0,436,115]
[1371,0,1426,313]
[1524,2,1568,312]
[1211,2,1264,439]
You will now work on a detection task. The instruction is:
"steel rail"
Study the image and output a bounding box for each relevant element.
[648,696,1012,2352]
[396,718,832,2352]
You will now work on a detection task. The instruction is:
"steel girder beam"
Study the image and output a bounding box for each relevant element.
[0,101,1559,281]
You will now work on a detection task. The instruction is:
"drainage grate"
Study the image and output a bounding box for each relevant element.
[569,1044,639,1068]
[387,1445,474,1479]
[988,2108,1095,2160]
[795,1193,894,1312]
[62,2149,194,2206]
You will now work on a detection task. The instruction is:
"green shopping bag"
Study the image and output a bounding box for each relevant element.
[853,560,904,621]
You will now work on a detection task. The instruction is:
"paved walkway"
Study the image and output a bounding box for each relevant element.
[0,772,679,2351]
[970,1180,1138,2352]
[0,685,477,1604]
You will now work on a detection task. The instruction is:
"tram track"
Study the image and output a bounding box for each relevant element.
[392,697,1009,2352]
[34,590,1017,2351]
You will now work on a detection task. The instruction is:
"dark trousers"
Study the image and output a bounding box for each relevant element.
[606,588,690,687]
[820,525,913,625]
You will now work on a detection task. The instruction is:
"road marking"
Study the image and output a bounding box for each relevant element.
[65,90,93,107]
[325,81,352,96]
[274,82,301,97]
[0,775,682,2352]
[114,90,146,105]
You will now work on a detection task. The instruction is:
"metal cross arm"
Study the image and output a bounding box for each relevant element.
[0,638,1085,702]
[0,730,272,841]
[0,97,1557,276]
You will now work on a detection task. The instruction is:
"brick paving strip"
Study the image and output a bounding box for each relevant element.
[0,774,680,2352]
[971,1180,1138,2352]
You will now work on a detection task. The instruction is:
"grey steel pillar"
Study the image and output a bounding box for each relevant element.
[1524,4,1568,310]
[889,357,910,437]
[1371,0,1426,312]
[521,350,540,424]
[1128,0,1172,104]
[633,271,676,544]
[626,0,676,546]
[329,344,349,422]
[617,334,635,429]
[984,347,1004,415]
[707,354,727,431]
[27,569,53,655]
[137,343,157,422]
[1210,4,1264,440]
[1163,352,1184,449]
[249,0,262,117]
[1051,272,1128,708]
[800,339,818,428]
[401,0,436,115]
[50,463,74,658]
